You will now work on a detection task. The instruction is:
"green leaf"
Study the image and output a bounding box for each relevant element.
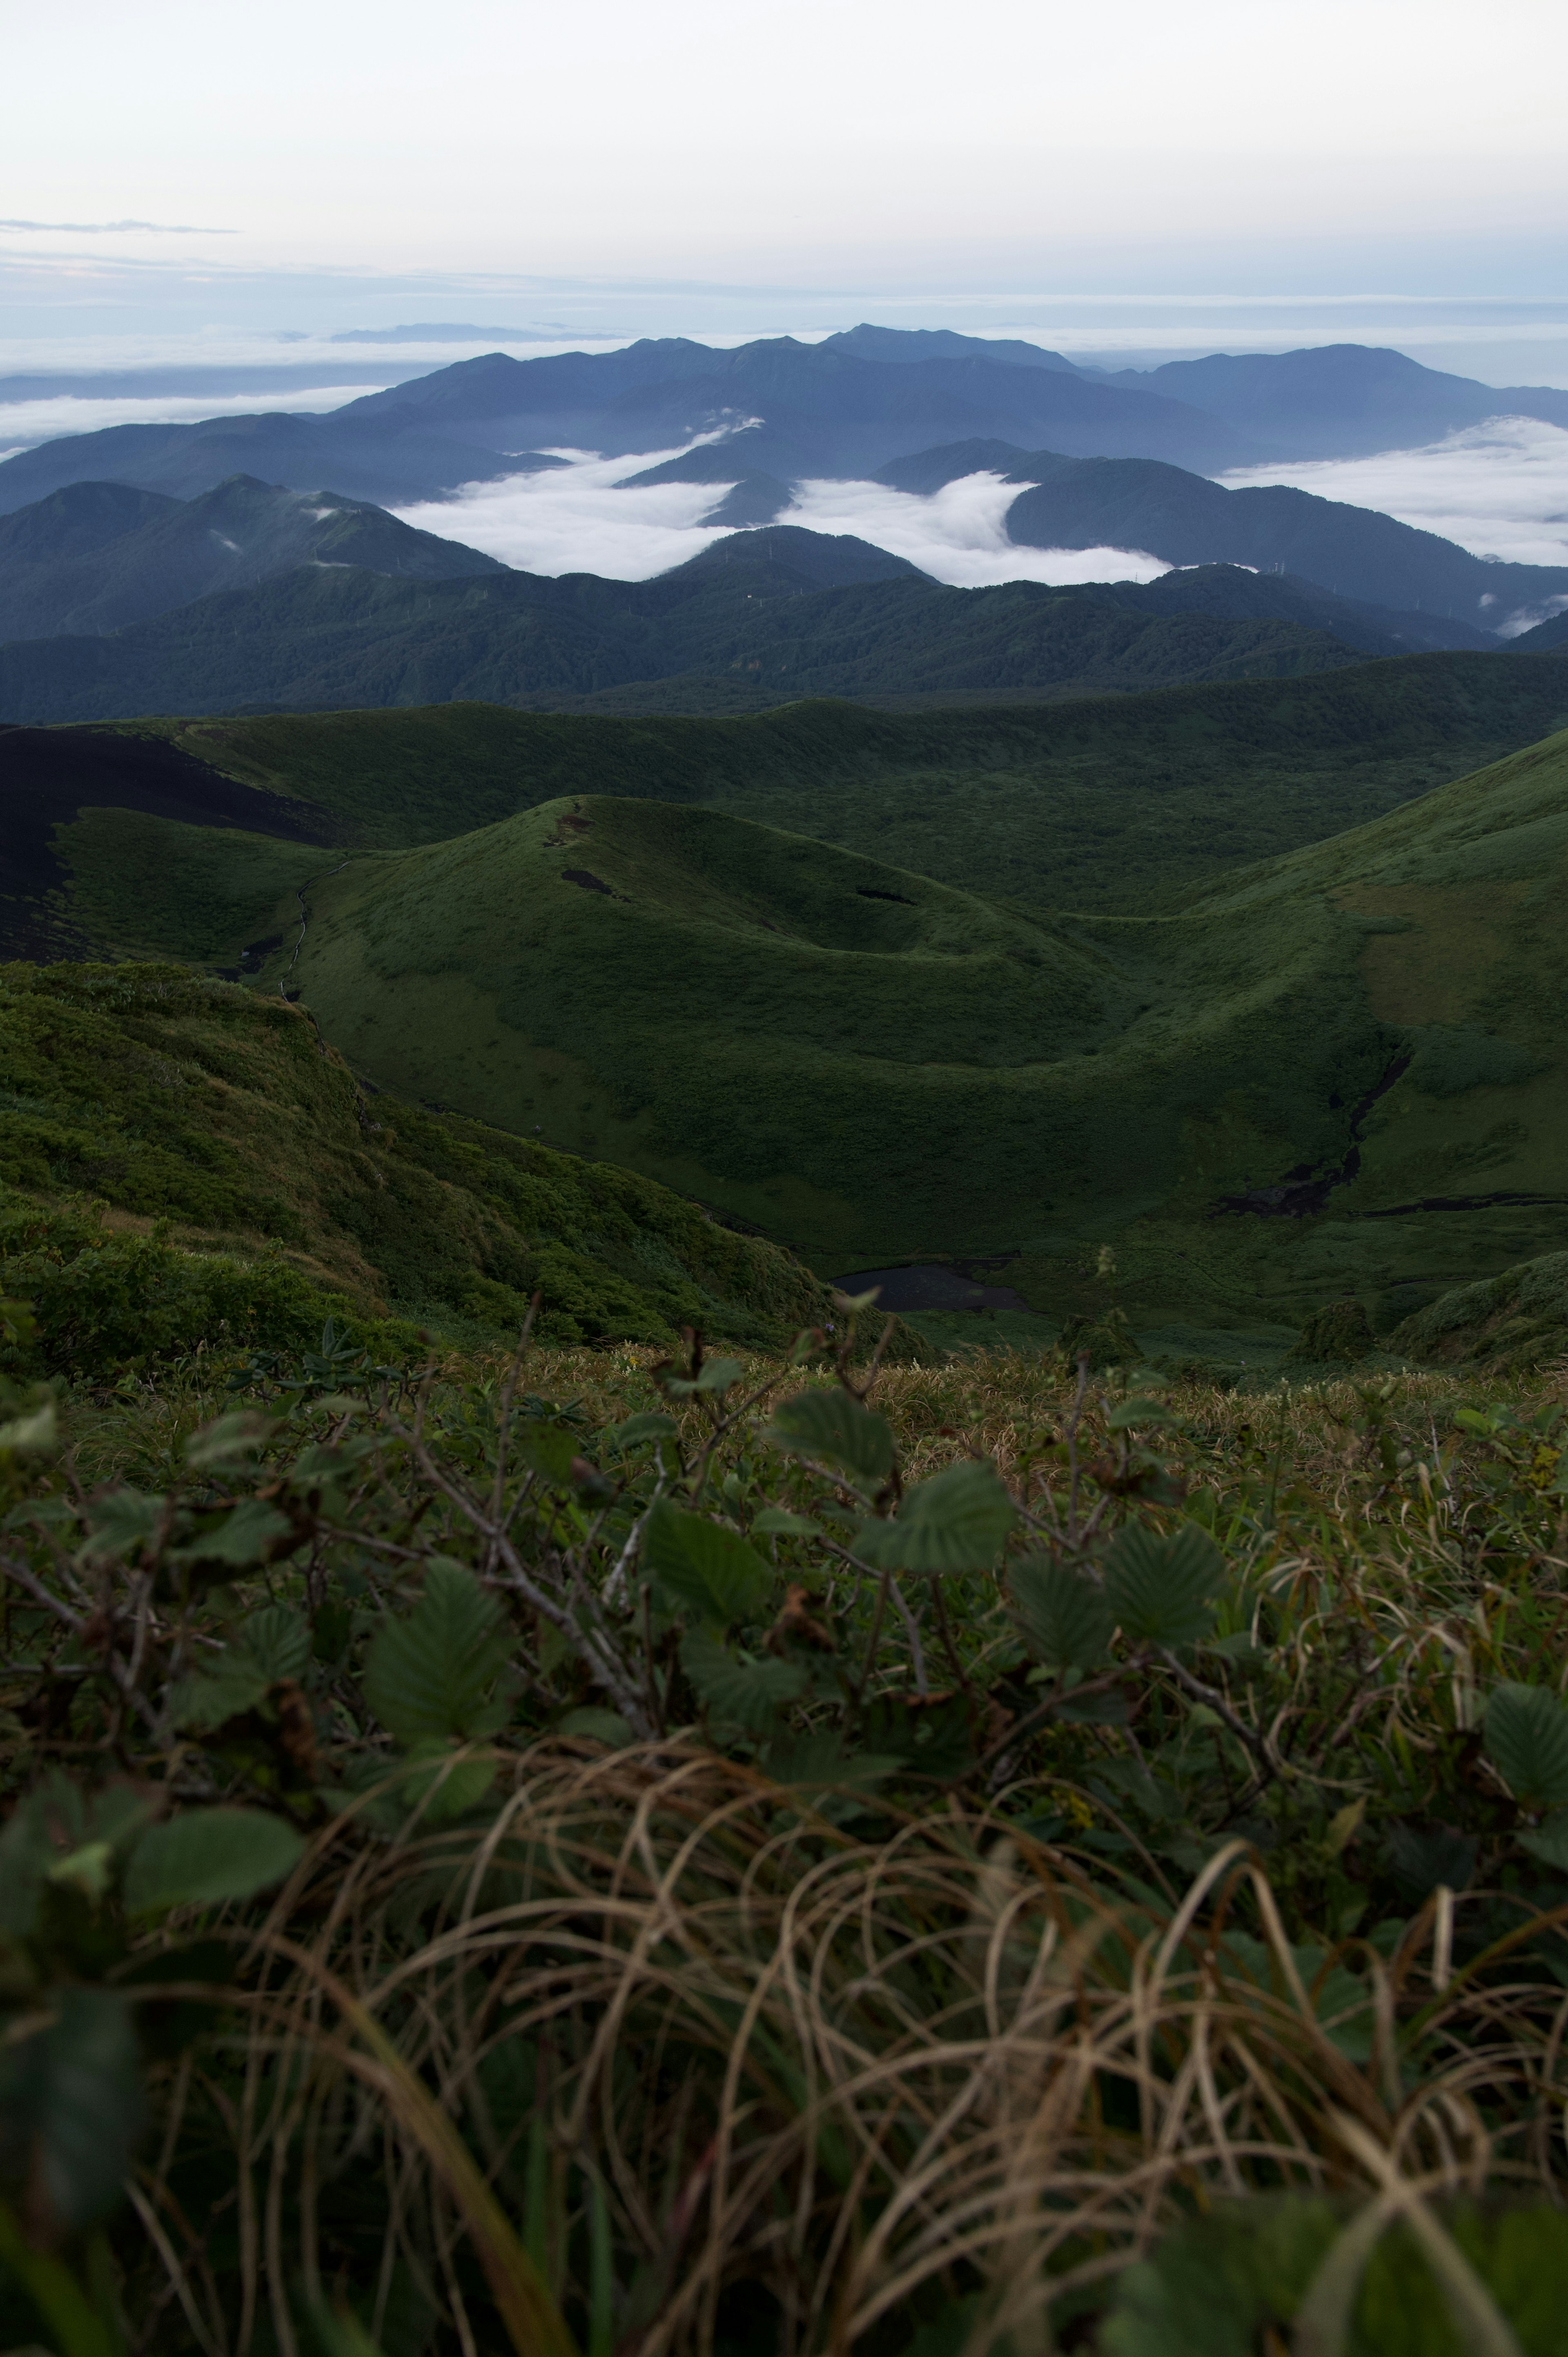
[859,1691,976,1781]
[516,1421,580,1485]
[235,1604,311,1683]
[1104,1396,1178,1431]
[363,1560,512,1744]
[1485,1683,1568,1810]
[762,1730,901,1788]
[1008,1556,1114,1668]
[172,1663,271,1732]
[681,1625,806,1732]
[610,1412,678,1453]
[1519,1811,1568,1873]
[762,1387,895,1487]
[184,1410,276,1472]
[178,1497,292,1569]
[661,1356,746,1399]
[855,1460,1016,1572]
[0,1987,143,2234]
[643,1498,771,1623]
[1104,1521,1224,1648]
[394,1741,499,1823]
[78,1487,165,1563]
[124,1808,305,1915]
[751,1507,823,1537]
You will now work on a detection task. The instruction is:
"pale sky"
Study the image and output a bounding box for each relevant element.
[6,0,1568,287]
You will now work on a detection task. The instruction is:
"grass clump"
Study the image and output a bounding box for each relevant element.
[4,1312,1568,2352]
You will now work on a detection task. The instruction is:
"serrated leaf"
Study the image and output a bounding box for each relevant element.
[0,1986,143,2233]
[762,1388,895,1487]
[78,1487,165,1563]
[363,1560,512,1744]
[178,1498,293,1569]
[124,1808,305,1915]
[395,1741,499,1824]
[1008,1555,1114,1668]
[681,1626,806,1731]
[235,1604,310,1684]
[855,1460,1016,1572]
[643,1498,771,1623]
[1485,1683,1568,1810]
[1104,1521,1224,1647]
[173,1663,272,1731]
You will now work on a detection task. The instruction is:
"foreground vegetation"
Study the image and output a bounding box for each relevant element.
[5,1300,1568,2354]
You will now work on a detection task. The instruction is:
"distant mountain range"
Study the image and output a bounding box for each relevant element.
[7,327,1566,525]
[0,503,1494,725]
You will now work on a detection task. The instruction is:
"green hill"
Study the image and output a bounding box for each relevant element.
[173,718,1565,1366]
[0,960,835,1370]
[14,648,1562,949]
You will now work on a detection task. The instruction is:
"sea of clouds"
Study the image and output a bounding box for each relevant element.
[1220,416,1568,572]
[393,454,1168,588]
[0,384,391,465]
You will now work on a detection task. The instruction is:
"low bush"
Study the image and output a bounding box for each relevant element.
[2,1315,1568,2353]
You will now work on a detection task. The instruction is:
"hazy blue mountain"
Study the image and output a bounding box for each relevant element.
[0,330,1260,515]
[0,473,503,639]
[817,326,1080,371]
[0,411,568,517]
[1094,343,1568,459]
[345,338,1256,473]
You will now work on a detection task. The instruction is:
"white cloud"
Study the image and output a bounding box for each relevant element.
[394,449,735,577]
[0,385,391,447]
[782,473,1167,586]
[395,453,1169,588]
[1219,415,1568,613]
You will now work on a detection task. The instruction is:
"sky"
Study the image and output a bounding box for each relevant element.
[4,0,1568,378]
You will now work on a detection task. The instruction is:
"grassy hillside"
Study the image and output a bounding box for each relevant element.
[0,961,835,1364]
[178,722,1567,1366]
[69,646,1568,915]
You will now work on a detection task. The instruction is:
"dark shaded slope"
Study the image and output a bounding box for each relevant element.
[0,553,1368,725]
[0,473,502,639]
[0,722,332,959]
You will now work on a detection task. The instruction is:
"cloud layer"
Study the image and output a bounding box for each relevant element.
[0,384,390,458]
[1221,415,1568,572]
[395,454,1169,588]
